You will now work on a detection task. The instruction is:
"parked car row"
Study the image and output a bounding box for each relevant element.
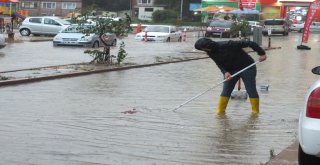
[204,19,291,38]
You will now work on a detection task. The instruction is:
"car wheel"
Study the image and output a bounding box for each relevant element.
[92,41,99,48]
[299,29,303,33]
[20,28,31,36]
[298,144,320,165]
[166,38,170,42]
[178,37,182,42]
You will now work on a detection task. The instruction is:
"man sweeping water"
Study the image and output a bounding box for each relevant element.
[194,38,267,115]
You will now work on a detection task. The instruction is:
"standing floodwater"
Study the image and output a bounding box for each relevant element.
[0,32,320,164]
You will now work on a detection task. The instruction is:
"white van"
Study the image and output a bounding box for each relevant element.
[19,16,71,36]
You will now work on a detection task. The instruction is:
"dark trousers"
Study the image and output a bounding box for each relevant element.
[221,66,259,98]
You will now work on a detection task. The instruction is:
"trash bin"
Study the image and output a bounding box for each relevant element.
[253,27,262,46]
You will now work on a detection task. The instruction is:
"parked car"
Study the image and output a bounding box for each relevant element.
[290,22,320,33]
[19,16,71,36]
[53,24,117,47]
[262,19,289,36]
[0,32,5,49]
[135,25,182,42]
[205,20,234,38]
[246,21,262,35]
[298,66,320,165]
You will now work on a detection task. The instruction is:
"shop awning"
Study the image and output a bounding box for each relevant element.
[0,0,19,2]
[229,8,261,14]
[193,5,236,13]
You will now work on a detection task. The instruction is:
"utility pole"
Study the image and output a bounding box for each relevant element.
[180,0,184,19]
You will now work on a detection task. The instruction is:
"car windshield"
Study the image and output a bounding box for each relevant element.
[209,21,232,28]
[62,25,93,33]
[143,26,169,33]
[54,18,71,25]
[264,20,285,25]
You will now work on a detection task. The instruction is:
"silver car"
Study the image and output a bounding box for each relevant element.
[53,24,117,48]
[262,19,289,36]
[19,16,71,36]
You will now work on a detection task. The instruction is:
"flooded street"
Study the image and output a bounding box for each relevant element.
[0,32,320,164]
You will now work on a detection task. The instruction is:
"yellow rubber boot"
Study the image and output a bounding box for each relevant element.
[250,98,259,115]
[216,96,230,114]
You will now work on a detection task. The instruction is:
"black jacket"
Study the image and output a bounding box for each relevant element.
[207,40,265,74]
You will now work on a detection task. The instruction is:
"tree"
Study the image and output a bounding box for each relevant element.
[78,16,129,65]
[230,20,250,38]
[152,9,178,23]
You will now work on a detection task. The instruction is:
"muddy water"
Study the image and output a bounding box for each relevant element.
[0,32,320,164]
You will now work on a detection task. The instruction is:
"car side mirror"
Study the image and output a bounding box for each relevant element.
[312,66,320,75]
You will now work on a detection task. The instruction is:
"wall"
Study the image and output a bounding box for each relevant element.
[138,6,164,21]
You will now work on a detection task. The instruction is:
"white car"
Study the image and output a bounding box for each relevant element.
[290,22,320,33]
[0,32,5,49]
[262,19,290,36]
[298,66,320,164]
[53,24,117,48]
[135,25,182,42]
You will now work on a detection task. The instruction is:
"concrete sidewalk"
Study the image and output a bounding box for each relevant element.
[265,141,298,165]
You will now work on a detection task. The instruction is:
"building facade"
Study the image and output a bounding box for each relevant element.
[201,0,320,22]
[19,0,82,17]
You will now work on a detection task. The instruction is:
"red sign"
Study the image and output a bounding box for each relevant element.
[239,0,244,10]
[302,0,320,43]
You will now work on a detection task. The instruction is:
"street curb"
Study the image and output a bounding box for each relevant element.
[0,57,208,87]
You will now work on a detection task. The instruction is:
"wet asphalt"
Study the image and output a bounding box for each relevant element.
[0,31,320,165]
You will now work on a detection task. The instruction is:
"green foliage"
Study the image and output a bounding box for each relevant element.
[154,0,180,10]
[77,15,129,65]
[0,75,9,80]
[84,49,112,64]
[117,42,127,65]
[152,10,178,23]
[230,20,250,38]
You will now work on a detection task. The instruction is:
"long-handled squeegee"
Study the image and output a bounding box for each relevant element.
[172,61,260,112]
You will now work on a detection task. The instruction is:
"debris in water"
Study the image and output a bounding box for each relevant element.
[121,108,138,114]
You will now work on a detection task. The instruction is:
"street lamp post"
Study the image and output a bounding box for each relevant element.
[180,0,184,19]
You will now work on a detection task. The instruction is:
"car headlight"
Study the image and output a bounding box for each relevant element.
[53,36,61,41]
[80,36,93,41]
[136,35,141,38]
[225,28,230,31]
